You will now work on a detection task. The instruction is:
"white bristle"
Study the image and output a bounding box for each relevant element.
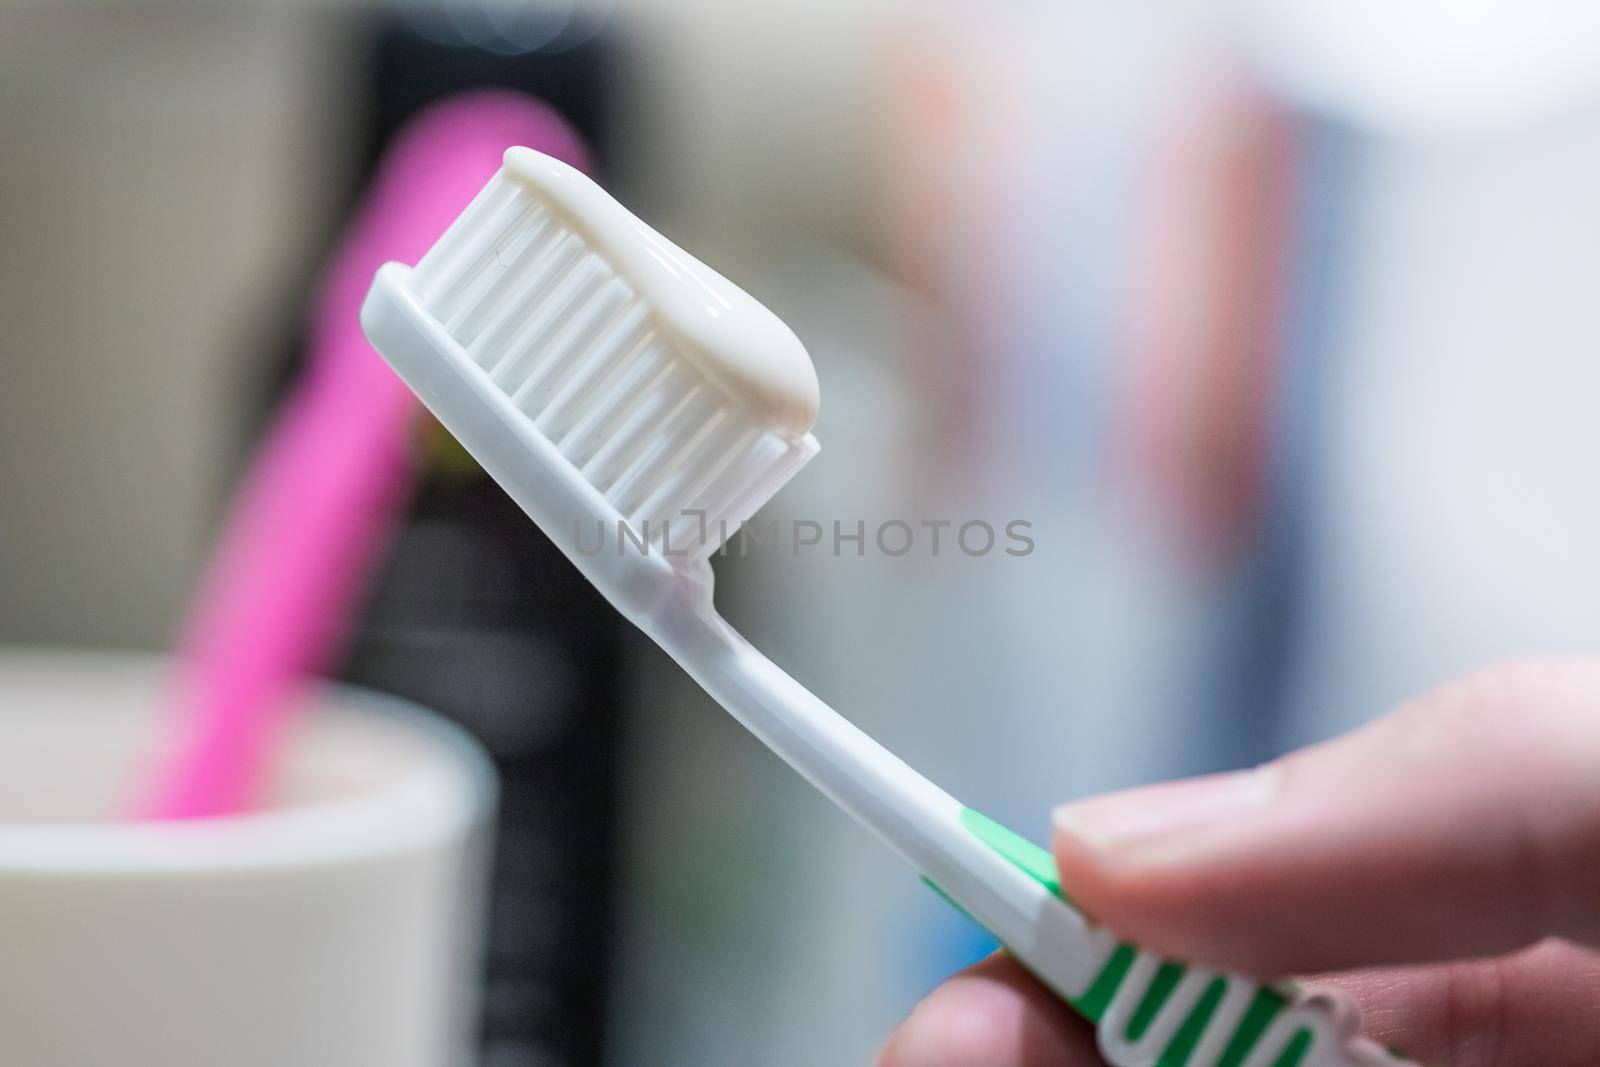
[409,173,815,560]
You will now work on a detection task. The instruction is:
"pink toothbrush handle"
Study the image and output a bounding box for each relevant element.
[145,91,590,818]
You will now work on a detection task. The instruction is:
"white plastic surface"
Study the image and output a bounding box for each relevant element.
[359,184,1413,1067]
[361,265,1107,1002]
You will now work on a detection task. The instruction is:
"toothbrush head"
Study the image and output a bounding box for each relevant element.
[361,149,820,583]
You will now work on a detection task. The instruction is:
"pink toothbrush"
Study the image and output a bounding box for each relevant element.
[144,91,590,819]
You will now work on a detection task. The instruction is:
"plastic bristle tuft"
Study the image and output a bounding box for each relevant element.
[407,172,815,559]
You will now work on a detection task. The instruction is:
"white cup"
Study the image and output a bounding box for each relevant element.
[0,648,496,1067]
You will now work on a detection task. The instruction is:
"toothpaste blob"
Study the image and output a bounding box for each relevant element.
[501,148,820,435]
[389,148,822,558]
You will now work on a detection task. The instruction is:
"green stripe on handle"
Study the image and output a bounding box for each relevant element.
[925,810,1421,1066]
[929,809,1361,1067]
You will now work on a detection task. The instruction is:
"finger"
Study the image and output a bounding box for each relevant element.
[1317,938,1600,1067]
[1051,658,1600,974]
[877,952,1101,1067]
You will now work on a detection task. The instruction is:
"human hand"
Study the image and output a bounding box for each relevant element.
[878,659,1600,1066]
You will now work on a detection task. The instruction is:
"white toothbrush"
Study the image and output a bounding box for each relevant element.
[360,148,1413,1067]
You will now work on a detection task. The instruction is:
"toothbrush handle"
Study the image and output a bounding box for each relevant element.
[653,598,1414,1067]
[652,596,1103,980]
[947,809,1424,1067]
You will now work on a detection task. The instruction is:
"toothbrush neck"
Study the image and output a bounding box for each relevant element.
[641,581,961,844]
[633,562,733,663]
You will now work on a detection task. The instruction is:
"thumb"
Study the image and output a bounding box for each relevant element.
[1051,659,1600,976]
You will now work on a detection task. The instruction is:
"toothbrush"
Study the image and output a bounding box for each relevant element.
[359,149,1414,1067]
[143,94,589,819]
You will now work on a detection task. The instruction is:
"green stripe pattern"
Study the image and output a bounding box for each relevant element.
[930,808,1343,1066]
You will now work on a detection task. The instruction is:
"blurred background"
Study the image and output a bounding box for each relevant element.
[4,1,1600,1064]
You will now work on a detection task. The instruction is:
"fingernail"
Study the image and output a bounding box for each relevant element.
[1052,768,1276,854]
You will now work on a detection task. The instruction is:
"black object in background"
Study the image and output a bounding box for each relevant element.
[337,16,624,1067]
